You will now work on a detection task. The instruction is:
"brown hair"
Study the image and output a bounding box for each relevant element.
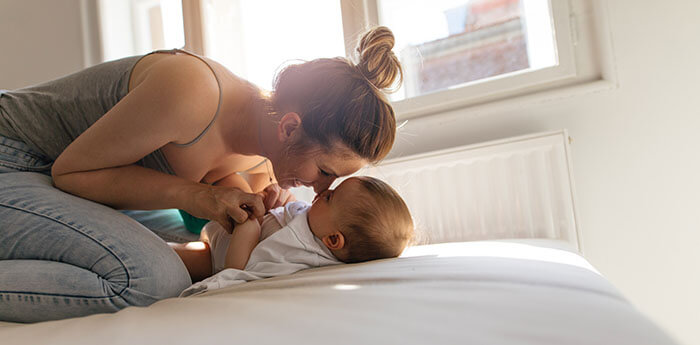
[271,26,403,163]
[336,176,414,263]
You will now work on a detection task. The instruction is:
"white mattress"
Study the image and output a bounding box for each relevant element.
[0,240,677,345]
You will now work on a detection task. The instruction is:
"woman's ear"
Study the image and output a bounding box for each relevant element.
[322,231,345,250]
[277,112,302,142]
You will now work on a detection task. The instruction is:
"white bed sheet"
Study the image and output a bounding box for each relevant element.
[0,240,678,345]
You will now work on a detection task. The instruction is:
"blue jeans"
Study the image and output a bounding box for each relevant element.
[0,135,192,322]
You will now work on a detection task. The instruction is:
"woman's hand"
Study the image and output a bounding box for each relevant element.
[186,184,265,233]
[259,183,296,211]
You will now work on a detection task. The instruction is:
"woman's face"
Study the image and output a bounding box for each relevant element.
[271,144,366,193]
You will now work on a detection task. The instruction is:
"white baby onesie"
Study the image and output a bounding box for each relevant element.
[180,201,341,297]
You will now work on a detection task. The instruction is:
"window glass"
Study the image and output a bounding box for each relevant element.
[201,0,346,91]
[99,0,184,61]
[378,0,557,101]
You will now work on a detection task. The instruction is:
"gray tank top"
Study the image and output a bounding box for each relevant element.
[0,49,222,176]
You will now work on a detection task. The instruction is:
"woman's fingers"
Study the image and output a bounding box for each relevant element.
[217,215,235,234]
[226,205,251,225]
[210,188,264,232]
[238,192,265,219]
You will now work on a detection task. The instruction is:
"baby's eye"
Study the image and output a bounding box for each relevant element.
[324,192,332,201]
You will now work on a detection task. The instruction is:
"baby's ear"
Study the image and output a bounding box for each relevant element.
[322,231,345,250]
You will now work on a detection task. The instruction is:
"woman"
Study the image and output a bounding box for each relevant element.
[0,26,402,322]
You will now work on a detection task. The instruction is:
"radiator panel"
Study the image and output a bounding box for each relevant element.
[363,130,580,250]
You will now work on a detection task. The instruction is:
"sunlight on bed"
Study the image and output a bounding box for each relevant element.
[401,241,599,274]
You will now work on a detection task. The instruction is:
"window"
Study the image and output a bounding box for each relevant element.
[199,0,346,90]
[366,0,581,117]
[98,0,185,61]
[378,0,558,101]
[96,0,611,119]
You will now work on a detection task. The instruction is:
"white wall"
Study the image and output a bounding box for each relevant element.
[0,0,697,344]
[392,1,700,344]
[0,0,88,89]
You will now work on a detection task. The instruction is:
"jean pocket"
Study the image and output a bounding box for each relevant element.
[0,136,53,174]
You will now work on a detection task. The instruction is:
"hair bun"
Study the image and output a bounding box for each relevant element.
[355,26,403,91]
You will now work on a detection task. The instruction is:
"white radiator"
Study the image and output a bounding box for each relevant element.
[362,130,581,251]
[292,130,581,251]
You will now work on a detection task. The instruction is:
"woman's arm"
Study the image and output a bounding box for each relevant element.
[51,56,216,209]
[224,219,261,270]
[50,56,263,229]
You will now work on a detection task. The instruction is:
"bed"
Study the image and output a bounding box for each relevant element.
[0,239,677,344]
[0,131,678,344]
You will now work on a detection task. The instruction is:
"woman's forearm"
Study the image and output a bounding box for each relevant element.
[52,163,203,211]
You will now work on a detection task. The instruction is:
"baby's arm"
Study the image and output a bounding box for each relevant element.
[224,218,262,270]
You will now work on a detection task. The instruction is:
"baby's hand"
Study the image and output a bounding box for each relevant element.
[259,183,296,211]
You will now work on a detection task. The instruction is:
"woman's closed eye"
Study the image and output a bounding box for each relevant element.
[319,168,332,177]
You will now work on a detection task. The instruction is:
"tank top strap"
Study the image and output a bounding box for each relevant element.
[155,48,224,148]
[241,158,268,173]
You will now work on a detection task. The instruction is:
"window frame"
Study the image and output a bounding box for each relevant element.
[179,0,614,120]
[339,0,580,119]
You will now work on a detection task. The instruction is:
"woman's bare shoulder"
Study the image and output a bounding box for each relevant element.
[131,53,217,89]
[135,54,219,97]
[127,54,221,140]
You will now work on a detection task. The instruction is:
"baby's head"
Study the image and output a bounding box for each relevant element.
[307,176,414,263]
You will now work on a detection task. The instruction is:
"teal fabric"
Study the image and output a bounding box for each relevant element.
[178,209,210,234]
[122,209,198,243]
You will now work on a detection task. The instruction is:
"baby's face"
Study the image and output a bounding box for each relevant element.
[307,177,363,239]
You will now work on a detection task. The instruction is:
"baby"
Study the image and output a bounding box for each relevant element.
[170,176,414,296]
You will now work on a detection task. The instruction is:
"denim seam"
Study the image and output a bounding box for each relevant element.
[0,202,131,298]
[0,143,46,160]
[0,149,45,163]
[0,160,51,172]
[0,290,127,300]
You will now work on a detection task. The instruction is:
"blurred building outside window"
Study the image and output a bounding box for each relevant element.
[379,0,557,101]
